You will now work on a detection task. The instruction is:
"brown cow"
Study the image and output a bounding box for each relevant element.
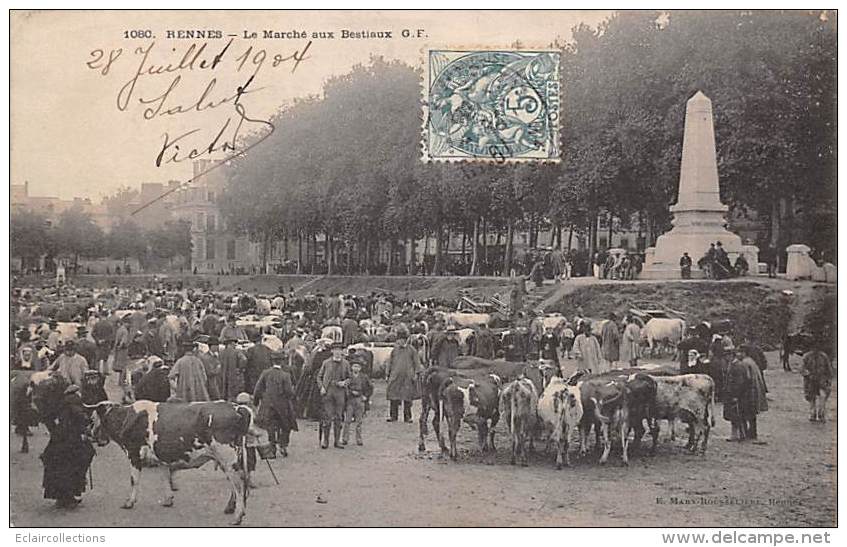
[499,378,538,466]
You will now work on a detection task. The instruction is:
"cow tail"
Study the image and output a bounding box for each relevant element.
[510,387,517,434]
[241,433,249,500]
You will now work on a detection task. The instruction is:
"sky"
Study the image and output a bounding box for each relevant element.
[10,10,611,201]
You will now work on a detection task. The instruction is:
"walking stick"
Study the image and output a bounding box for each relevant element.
[88,464,94,490]
[265,459,280,485]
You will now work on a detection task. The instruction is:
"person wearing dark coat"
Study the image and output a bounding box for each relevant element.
[134,358,172,402]
[40,385,96,508]
[539,327,560,365]
[245,341,272,396]
[433,329,460,368]
[316,343,350,449]
[341,315,360,346]
[219,337,247,401]
[473,324,495,360]
[75,329,98,372]
[723,348,768,442]
[253,352,298,457]
[385,329,423,423]
[196,336,222,400]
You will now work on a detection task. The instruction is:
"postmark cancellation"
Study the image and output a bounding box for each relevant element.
[423,49,561,162]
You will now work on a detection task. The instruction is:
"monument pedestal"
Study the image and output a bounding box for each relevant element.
[640,91,757,279]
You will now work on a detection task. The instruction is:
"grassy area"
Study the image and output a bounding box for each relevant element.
[544,281,802,350]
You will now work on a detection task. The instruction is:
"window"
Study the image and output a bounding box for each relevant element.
[206,237,216,260]
[195,212,205,230]
[207,214,216,232]
[620,237,629,250]
[599,237,608,249]
[207,190,216,203]
[227,239,236,260]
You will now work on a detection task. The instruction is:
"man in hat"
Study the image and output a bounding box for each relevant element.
[127,330,148,360]
[316,342,350,449]
[75,327,98,372]
[385,327,422,423]
[253,352,298,457]
[220,336,247,401]
[196,335,222,400]
[245,334,273,396]
[134,356,171,402]
[46,320,62,353]
[168,340,209,402]
[539,325,560,366]
[474,323,495,360]
[341,312,360,346]
[15,344,44,371]
[52,341,88,388]
[112,315,131,392]
[433,328,460,368]
[40,384,96,508]
[91,310,115,374]
[600,312,621,369]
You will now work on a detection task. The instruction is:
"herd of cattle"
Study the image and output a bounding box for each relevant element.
[417,359,715,469]
[10,285,726,526]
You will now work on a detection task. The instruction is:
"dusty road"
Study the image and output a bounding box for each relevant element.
[9,352,836,527]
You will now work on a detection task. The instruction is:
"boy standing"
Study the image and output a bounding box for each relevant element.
[342,362,373,446]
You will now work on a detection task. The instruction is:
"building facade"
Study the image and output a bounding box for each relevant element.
[170,160,256,274]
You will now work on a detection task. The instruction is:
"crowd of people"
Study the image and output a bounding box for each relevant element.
[9,275,833,509]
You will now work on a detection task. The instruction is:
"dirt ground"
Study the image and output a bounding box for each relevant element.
[9,350,836,527]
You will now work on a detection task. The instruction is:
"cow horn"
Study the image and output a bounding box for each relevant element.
[83,401,121,409]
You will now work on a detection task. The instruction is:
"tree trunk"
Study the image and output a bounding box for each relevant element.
[482,217,488,269]
[470,217,480,276]
[588,213,597,275]
[297,232,303,274]
[567,224,574,252]
[387,239,394,275]
[504,219,514,277]
[432,225,442,276]
[262,232,270,275]
[311,233,317,275]
[365,238,371,276]
[607,212,613,249]
[461,226,467,264]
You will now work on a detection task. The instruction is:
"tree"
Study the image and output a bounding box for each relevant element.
[107,219,147,265]
[11,210,54,260]
[54,207,105,267]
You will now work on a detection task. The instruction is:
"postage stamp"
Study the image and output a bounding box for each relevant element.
[423,49,561,162]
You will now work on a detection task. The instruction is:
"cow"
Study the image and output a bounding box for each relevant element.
[782,332,815,372]
[445,312,492,328]
[346,342,394,378]
[536,376,583,469]
[541,314,568,334]
[577,377,630,465]
[440,374,501,462]
[641,318,687,357]
[499,378,538,466]
[87,400,273,525]
[651,374,715,455]
[802,350,833,423]
[320,325,343,344]
[454,328,476,355]
[409,333,430,364]
[418,366,460,454]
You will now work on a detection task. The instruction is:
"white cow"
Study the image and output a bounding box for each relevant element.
[537,377,584,469]
[454,328,476,355]
[641,318,687,357]
[255,299,271,315]
[346,342,395,377]
[321,325,343,344]
[446,312,491,328]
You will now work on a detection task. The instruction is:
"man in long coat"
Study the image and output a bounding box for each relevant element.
[168,341,209,402]
[316,343,350,449]
[385,328,423,423]
[341,313,360,346]
[253,352,298,457]
[134,357,171,402]
[619,315,641,366]
[245,338,273,396]
[219,337,247,401]
[723,349,767,441]
[573,322,603,373]
[196,336,222,400]
[600,314,621,368]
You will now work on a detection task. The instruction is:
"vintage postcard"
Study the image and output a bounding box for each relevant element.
[8,9,837,533]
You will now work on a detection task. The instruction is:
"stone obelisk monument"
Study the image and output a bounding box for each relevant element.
[641,91,757,279]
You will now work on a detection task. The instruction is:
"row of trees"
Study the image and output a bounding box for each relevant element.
[208,11,833,275]
[10,207,191,272]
